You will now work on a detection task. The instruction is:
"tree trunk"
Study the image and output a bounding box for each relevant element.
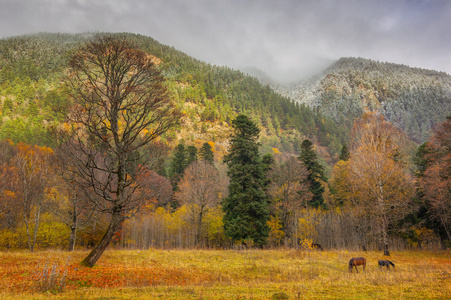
[378,182,390,256]
[31,205,42,253]
[24,217,32,252]
[68,226,77,251]
[381,213,390,255]
[195,207,205,247]
[81,211,125,267]
[23,190,33,252]
[68,206,78,251]
[383,242,390,256]
[439,215,451,241]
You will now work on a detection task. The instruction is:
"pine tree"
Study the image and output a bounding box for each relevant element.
[413,142,430,178]
[339,144,350,161]
[169,143,187,190]
[199,142,214,164]
[299,139,327,208]
[261,153,274,189]
[186,145,198,166]
[222,115,270,247]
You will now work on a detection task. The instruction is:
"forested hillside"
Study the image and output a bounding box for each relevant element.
[276,57,451,143]
[0,32,348,161]
[0,33,449,254]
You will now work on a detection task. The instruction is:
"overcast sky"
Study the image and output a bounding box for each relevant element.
[1,0,450,81]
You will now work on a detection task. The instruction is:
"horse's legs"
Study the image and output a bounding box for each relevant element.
[363,263,365,272]
[355,265,358,273]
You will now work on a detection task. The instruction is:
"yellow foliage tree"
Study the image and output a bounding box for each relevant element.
[204,205,226,247]
[267,215,285,247]
[349,112,413,255]
[12,143,53,252]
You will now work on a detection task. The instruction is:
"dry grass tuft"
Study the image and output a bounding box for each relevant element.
[34,261,68,293]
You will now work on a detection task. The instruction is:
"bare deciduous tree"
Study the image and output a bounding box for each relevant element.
[57,35,179,267]
[175,160,221,246]
[12,143,53,252]
[267,156,311,246]
[47,180,97,251]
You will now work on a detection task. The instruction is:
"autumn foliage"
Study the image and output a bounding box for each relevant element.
[0,251,213,293]
[418,117,451,241]
[0,35,450,256]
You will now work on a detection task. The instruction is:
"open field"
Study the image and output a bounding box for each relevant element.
[0,249,450,299]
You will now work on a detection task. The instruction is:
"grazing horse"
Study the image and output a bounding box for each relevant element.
[311,243,323,251]
[349,257,366,273]
[378,260,395,270]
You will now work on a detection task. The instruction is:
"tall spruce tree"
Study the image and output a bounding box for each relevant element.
[199,142,214,164]
[299,139,327,208]
[222,115,270,247]
[169,143,187,190]
[186,145,198,166]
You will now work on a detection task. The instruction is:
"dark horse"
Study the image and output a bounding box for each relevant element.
[311,243,323,251]
[378,260,395,270]
[349,257,366,273]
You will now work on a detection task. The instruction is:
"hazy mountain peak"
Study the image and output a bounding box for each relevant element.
[276,56,451,143]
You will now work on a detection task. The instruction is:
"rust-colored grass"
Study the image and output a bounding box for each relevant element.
[0,249,449,299]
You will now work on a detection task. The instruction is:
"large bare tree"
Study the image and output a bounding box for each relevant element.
[58,35,179,267]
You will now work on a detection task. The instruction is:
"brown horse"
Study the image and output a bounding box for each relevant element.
[349,257,366,273]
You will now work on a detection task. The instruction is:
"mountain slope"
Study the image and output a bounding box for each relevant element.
[276,57,451,143]
[0,32,348,163]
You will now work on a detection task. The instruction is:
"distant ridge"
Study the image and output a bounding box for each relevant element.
[275,57,451,143]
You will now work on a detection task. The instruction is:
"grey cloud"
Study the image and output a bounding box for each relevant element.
[0,0,450,81]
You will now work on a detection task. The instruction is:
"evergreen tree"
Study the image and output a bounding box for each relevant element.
[199,142,214,164]
[298,139,327,208]
[222,115,270,247]
[293,135,301,155]
[410,141,435,238]
[339,144,350,161]
[2,98,13,116]
[27,100,39,117]
[413,142,430,178]
[261,153,274,189]
[186,145,198,166]
[169,143,187,189]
